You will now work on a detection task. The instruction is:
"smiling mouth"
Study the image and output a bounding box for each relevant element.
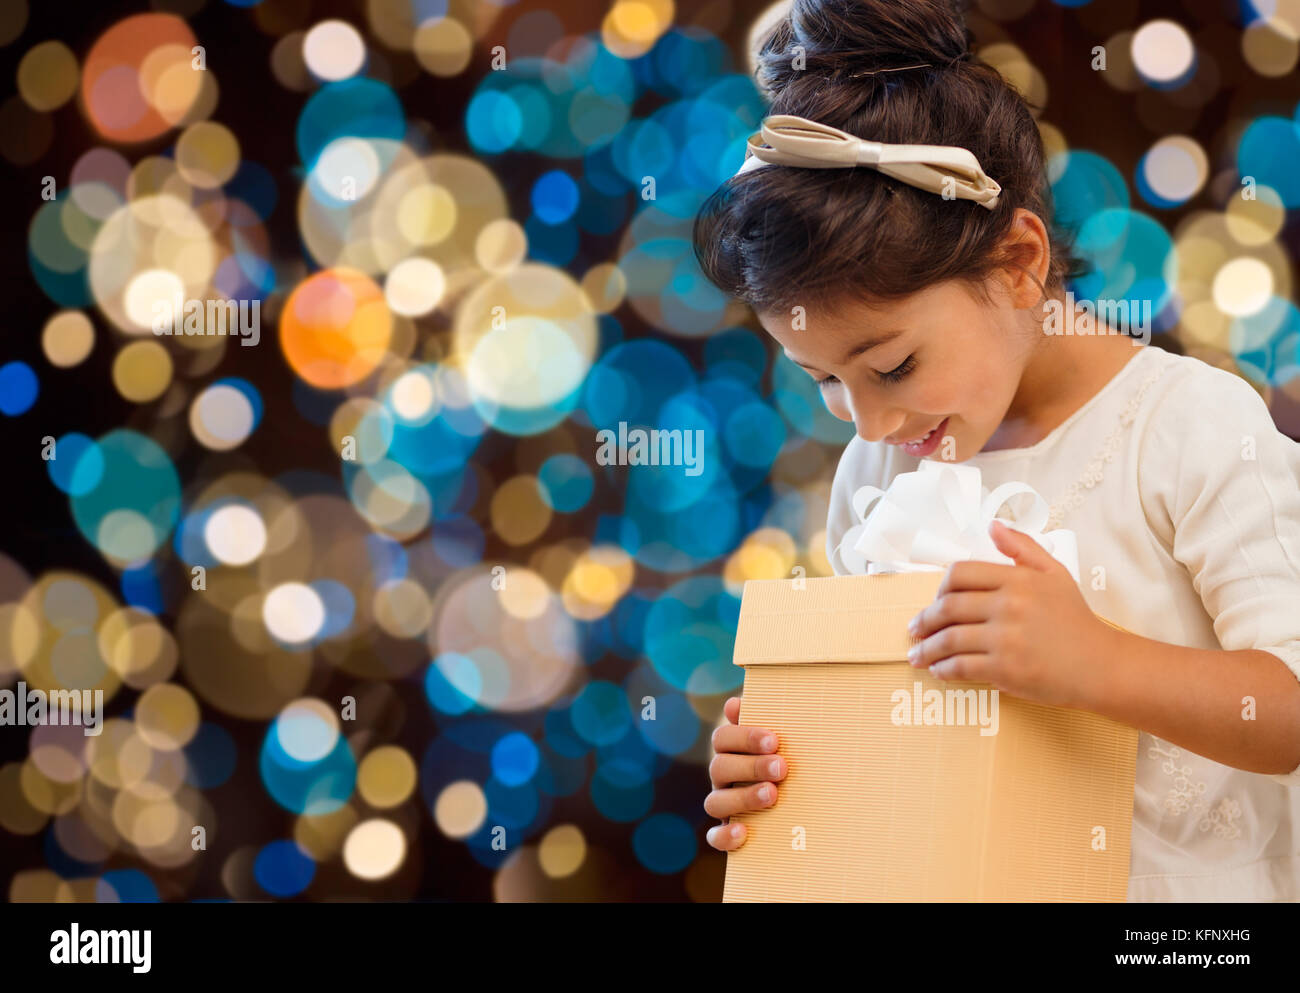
[890,418,948,446]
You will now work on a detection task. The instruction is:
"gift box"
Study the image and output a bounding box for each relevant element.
[721,461,1139,902]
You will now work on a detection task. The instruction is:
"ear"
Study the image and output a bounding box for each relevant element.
[994,208,1052,310]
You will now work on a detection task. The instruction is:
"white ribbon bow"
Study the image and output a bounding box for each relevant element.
[734,114,1002,211]
[835,459,1080,583]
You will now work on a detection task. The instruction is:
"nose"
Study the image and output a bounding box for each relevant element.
[849,393,907,444]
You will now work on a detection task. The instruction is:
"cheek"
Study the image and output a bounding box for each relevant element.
[909,373,972,414]
[824,390,854,421]
[903,371,996,426]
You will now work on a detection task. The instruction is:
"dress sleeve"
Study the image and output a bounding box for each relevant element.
[1139,363,1300,786]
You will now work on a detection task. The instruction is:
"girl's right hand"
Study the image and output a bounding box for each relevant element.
[704,696,787,851]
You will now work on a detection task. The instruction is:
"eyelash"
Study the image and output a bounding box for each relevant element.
[817,355,916,389]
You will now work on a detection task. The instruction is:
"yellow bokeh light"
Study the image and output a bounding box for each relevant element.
[490,476,553,546]
[396,185,458,246]
[497,567,553,621]
[111,340,173,404]
[580,262,627,314]
[1242,21,1299,76]
[538,823,587,879]
[1225,185,1285,246]
[139,44,203,125]
[98,605,179,689]
[17,41,79,111]
[42,311,95,367]
[175,121,240,189]
[414,17,473,77]
[135,682,200,751]
[560,545,634,620]
[0,763,49,836]
[433,780,487,839]
[475,218,527,273]
[357,746,417,809]
[372,578,433,638]
[457,265,598,410]
[294,806,359,861]
[602,0,674,58]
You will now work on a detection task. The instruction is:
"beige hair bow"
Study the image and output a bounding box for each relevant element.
[735,114,1002,210]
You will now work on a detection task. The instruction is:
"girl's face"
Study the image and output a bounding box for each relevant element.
[758,279,1036,461]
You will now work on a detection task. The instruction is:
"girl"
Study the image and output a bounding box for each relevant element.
[699,0,1300,901]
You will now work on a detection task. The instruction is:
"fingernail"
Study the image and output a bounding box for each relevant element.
[907,617,919,635]
[760,734,776,751]
[766,758,783,778]
[730,824,744,838]
[757,785,773,804]
[907,645,921,665]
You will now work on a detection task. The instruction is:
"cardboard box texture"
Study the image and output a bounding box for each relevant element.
[722,570,1139,902]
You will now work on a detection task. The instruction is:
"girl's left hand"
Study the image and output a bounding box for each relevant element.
[905,518,1120,709]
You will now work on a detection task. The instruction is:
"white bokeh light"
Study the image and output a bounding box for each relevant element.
[203,504,267,566]
[124,269,185,332]
[343,819,407,881]
[303,20,366,81]
[384,257,446,317]
[275,698,340,762]
[1213,258,1274,317]
[190,383,255,451]
[1131,19,1195,83]
[263,582,326,645]
[1142,136,1208,203]
[390,369,438,420]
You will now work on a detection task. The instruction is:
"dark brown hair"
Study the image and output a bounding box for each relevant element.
[693,0,1085,315]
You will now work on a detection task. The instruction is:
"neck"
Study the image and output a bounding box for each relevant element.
[991,300,1143,449]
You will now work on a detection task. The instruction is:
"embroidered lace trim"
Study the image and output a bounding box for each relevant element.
[1045,357,1169,531]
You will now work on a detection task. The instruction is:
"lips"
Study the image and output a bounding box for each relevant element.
[889,420,944,446]
[903,425,939,445]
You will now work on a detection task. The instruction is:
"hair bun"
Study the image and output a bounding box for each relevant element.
[755,0,972,93]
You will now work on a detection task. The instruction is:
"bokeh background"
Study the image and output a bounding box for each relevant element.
[2,0,1300,902]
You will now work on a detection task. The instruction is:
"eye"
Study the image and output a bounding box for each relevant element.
[815,374,840,390]
[877,355,916,385]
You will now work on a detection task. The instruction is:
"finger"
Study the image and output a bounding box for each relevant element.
[908,590,997,640]
[711,722,778,756]
[936,560,1015,596]
[703,781,779,820]
[709,750,787,788]
[927,653,993,682]
[707,820,749,851]
[908,621,990,669]
[988,519,1057,572]
[723,696,742,725]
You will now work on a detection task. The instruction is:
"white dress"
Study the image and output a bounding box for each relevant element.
[824,343,1300,901]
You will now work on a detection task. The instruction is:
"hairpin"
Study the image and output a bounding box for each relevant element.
[851,62,933,77]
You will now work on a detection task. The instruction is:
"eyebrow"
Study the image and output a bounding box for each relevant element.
[785,328,908,370]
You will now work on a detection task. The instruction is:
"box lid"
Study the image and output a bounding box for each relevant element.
[734,571,1127,667]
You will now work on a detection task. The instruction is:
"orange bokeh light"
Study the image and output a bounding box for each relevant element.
[280,268,393,389]
[80,13,198,144]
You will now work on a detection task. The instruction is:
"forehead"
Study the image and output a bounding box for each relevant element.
[756,295,910,359]
[757,292,914,332]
